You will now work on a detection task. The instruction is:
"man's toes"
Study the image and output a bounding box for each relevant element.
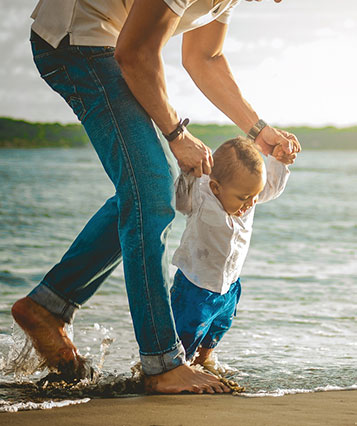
[212,384,224,393]
[197,383,215,394]
[191,384,203,394]
[221,383,231,393]
[205,385,215,394]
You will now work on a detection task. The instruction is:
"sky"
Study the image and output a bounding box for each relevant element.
[0,0,356,127]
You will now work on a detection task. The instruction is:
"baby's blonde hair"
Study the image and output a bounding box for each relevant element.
[211,136,264,184]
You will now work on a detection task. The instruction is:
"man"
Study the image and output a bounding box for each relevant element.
[12,0,299,394]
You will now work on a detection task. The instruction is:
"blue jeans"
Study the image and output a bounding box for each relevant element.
[28,31,185,375]
[171,269,241,360]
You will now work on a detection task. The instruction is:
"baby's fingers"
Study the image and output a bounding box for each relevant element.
[278,152,297,165]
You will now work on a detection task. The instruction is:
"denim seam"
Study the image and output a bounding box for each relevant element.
[40,66,65,80]
[88,49,115,59]
[32,46,78,60]
[139,340,181,357]
[38,62,87,122]
[41,279,81,308]
[61,304,72,319]
[84,55,164,362]
[62,65,87,121]
[82,247,121,290]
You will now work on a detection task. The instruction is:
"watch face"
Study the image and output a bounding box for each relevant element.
[247,120,267,141]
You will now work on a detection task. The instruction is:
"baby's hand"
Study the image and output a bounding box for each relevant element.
[272,143,298,165]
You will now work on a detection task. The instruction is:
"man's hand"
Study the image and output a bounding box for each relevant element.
[169,131,213,177]
[255,126,301,157]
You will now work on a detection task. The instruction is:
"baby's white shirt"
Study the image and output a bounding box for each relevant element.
[172,155,290,294]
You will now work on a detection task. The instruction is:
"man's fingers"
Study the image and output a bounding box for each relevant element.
[208,151,214,168]
[287,138,300,153]
[202,157,212,175]
[292,139,301,153]
[279,130,301,153]
[169,132,213,177]
[281,138,293,155]
[193,162,203,178]
[178,161,190,174]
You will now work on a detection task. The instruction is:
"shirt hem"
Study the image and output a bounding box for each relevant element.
[31,22,118,48]
[172,263,236,295]
[216,15,232,24]
[162,0,186,17]
[31,22,68,48]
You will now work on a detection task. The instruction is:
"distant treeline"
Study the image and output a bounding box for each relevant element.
[188,123,357,151]
[1,117,356,150]
[0,117,89,148]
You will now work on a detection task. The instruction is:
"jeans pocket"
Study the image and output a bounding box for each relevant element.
[39,65,87,122]
[88,48,115,59]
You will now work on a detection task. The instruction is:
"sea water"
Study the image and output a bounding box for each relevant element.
[0,148,356,410]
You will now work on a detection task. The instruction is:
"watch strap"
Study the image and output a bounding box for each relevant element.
[163,118,190,142]
[246,119,267,141]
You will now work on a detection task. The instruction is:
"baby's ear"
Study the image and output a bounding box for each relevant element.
[209,179,220,195]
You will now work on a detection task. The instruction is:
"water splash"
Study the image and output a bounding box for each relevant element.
[0,323,45,379]
[94,323,114,372]
[0,322,144,412]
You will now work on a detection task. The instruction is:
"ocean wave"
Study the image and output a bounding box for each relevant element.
[242,383,357,398]
[0,397,90,413]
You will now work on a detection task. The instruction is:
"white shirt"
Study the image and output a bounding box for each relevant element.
[172,156,290,294]
[31,0,240,48]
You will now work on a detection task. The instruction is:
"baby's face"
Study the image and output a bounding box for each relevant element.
[210,164,266,216]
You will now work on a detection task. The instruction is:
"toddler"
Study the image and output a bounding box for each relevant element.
[171,136,294,367]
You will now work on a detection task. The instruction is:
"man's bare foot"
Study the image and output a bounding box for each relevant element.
[144,364,230,394]
[11,297,88,379]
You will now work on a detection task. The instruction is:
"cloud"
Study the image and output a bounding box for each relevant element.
[315,28,336,38]
[0,0,356,126]
[230,34,357,126]
[343,18,355,29]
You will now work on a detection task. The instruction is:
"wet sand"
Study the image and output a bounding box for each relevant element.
[1,390,356,426]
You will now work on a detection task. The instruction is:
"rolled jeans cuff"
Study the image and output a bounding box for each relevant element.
[28,282,78,323]
[140,342,186,376]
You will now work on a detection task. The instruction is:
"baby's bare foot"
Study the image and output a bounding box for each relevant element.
[193,347,214,366]
[11,297,88,379]
[144,364,230,394]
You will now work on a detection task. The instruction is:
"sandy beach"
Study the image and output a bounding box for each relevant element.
[1,390,356,426]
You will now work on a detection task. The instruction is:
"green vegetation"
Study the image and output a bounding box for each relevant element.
[0,117,89,148]
[0,117,356,150]
[188,123,357,151]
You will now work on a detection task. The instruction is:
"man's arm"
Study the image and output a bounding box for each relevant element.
[115,0,213,177]
[182,20,300,156]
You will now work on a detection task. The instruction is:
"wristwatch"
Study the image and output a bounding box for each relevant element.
[246,119,267,141]
[163,118,190,142]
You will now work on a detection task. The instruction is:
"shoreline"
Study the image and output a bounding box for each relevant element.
[1,390,356,425]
